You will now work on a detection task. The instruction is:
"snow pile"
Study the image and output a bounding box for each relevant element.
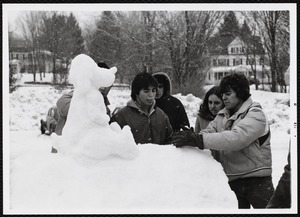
[52,54,138,160]
[10,131,236,213]
[6,69,292,214]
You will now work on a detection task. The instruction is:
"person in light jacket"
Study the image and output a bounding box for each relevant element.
[110,72,173,145]
[153,72,190,132]
[195,86,224,133]
[173,73,274,209]
[195,86,224,161]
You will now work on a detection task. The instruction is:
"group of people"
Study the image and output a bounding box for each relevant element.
[40,62,291,209]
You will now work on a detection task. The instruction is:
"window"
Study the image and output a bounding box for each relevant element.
[240,58,243,65]
[240,47,243,53]
[16,54,19,59]
[231,47,234,54]
[218,59,227,66]
[227,59,229,66]
[218,72,223,80]
[23,54,26,60]
[235,47,239,53]
[213,59,217,66]
[233,59,236,66]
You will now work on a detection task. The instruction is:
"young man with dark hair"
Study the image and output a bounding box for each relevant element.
[110,72,173,145]
[172,73,274,209]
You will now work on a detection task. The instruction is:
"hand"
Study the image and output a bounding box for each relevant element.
[172,129,204,149]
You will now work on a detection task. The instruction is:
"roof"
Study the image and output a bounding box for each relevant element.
[207,33,236,55]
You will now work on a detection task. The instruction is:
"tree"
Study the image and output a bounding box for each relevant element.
[156,11,224,93]
[39,12,84,83]
[60,13,85,82]
[18,11,45,82]
[240,20,265,90]
[249,11,289,92]
[218,11,240,37]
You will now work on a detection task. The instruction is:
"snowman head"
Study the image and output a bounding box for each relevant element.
[68,54,117,93]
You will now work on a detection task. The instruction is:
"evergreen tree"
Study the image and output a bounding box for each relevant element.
[61,13,85,80]
[218,11,240,37]
[89,11,121,66]
[240,20,252,43]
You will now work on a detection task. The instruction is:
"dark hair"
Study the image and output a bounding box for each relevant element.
[97,62,109,69]
[130,72,158,100]
[152,73,171,97]
[220,73,251,101]
[199,86,223,120]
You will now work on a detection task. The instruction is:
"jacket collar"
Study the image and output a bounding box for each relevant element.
[127,99,156,116]
[219,97,257,120]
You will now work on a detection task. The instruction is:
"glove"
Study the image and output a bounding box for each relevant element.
[172,128,204,149]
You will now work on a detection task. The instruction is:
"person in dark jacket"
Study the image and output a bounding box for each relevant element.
[110,72,173,145]
[172,73,274,209]
[152,72,190,132]
[266,141,291,208]
[40,106,59,135]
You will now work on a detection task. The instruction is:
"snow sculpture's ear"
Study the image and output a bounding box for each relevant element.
[109,67,117,75]
[93,66,117,88]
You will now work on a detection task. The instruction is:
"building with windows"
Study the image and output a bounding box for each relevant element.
[205,36,271,85]
[9,37,54,74]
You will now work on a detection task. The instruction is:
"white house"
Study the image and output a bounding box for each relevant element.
[205,36,271,85]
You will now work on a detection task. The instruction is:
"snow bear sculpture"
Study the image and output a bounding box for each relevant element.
[52,54,138,160]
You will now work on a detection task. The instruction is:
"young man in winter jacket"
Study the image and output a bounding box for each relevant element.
[153,72,190,132]
[110,72,173,145]
[173,73,274,209]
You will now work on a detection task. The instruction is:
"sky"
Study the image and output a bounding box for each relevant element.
[4,62,297,214]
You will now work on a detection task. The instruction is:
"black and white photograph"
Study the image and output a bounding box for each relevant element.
[3,3,297,215]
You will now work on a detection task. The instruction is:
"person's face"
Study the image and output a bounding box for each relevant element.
[208,94,224,116]
[155,83,164,99]
[222,88,243,113]
[136,85,157,108]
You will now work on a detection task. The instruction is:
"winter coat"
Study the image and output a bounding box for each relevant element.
[55,91,74,135]
[195,114,220,161]
[195,115,212,134]
[267,145,291,208]
[201,97,272,182]
[110,99,173,145]
[46,106,58,131]
[55,90,111,136]
[153,72,190,131]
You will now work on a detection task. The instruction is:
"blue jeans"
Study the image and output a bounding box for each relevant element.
[229,176,274,209]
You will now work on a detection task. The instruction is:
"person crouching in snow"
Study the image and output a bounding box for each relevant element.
[110,72,173,145]
[152,72,190,132]
[172,73,274,209]
[40,106,58,135]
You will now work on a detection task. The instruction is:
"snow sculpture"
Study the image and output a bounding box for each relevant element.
[52,54,138,160]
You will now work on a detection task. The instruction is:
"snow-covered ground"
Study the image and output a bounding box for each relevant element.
[4,73,297,214]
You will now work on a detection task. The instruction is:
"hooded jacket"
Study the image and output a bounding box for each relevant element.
[201,97,272,182]
[110,99,173,145]
[152,72,190,131]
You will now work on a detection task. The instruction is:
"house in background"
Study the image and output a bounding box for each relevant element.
[9,36,54,75]
[205,35,271,85]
